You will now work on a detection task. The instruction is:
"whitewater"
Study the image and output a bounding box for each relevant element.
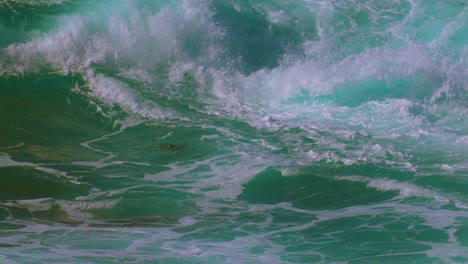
[0,0,467,263]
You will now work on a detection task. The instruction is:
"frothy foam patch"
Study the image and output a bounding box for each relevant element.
[86,72,173,120]
[2,16,109,75]
[456,135,468,145]
[0,1,206,76]
[335,175,460,204]
[0,198,94,221]
[234,43,438,108]
[0,0,464,140]
[2,198,120,213]
[0,0,221,120]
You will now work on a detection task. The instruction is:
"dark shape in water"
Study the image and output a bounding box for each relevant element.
[159,142,188,151]
[89,215,180,228]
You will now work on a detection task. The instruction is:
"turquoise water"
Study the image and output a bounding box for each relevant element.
[0,0,467,263]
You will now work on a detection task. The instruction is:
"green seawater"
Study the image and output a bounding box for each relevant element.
[0,0,467,263]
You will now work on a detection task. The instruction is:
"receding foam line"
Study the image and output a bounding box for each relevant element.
[0,152,81,184]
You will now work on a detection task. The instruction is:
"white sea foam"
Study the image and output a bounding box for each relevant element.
[0,1,466,263]
[0,0,66,6]
[0,197,118,220]
[336,175,451,202]
[0,0,217,120]
[86,72,173,120]
[456,135,468,145]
